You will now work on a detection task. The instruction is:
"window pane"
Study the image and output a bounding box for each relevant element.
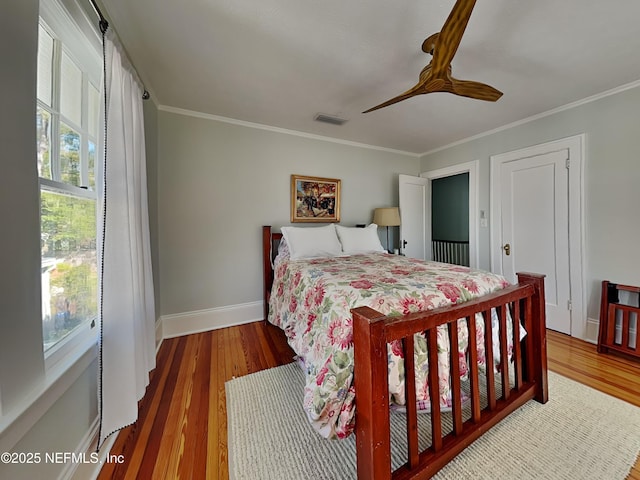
[88,140,96,189]
[40,190,97,351]
[60,123,81,186]
[37,108,52,179]
[37,26,54,106]
[60,52,82,126]
[88,83,100,138]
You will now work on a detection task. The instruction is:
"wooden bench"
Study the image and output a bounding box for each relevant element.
[597,281,640,360]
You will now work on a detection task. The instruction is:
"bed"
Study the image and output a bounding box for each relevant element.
[262,224,548,479]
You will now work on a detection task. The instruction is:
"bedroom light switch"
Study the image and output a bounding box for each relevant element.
[480,210,488,228]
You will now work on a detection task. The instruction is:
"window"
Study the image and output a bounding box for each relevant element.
[37,16,101,355]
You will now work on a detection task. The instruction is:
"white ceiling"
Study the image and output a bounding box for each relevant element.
[100,0,640,155]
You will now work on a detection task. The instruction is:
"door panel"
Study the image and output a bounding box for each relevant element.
[500,150,571,334]
[398,174,427,260]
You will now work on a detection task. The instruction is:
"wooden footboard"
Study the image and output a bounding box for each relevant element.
[351,273,547,480]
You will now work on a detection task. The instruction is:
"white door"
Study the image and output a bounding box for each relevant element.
[499,149,571,334]
[398,174,427,260]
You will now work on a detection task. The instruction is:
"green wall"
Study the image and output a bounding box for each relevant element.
[431,173,469,242]
[156,109,420,315]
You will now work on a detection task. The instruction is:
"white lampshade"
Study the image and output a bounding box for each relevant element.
[373,207,401,227]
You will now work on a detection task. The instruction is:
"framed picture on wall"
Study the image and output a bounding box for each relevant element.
[291,174,341,223]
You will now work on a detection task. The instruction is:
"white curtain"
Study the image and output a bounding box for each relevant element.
[97,28,156,448]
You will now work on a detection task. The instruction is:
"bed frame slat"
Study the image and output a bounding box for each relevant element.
[467,316,481,422]
[482,310,497,411]
[498,305,510,401]
[606,305,617,349]
[426,328,442,452]
[523,296,535,383]
[403,336,419,469]
[448,321,463,435]
[621,308,630,350]
[512,301,523,389]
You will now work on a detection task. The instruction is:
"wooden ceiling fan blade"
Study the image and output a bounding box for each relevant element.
[421,32,439,55]
[449,78,503,101]
[364,72,453,113]
[431,0,477,74]
[363,0,499,112]
[362,84,424,113]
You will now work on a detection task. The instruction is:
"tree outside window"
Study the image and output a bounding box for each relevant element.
[37,21,100,352]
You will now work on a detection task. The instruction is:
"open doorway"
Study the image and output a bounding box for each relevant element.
[431,173,470,266]
[421,160,479,268]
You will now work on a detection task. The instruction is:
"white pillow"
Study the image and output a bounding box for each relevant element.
[335,224,386,255]
[280,224,343,260]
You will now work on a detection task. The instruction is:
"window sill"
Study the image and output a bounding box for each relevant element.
[45,320,98,377]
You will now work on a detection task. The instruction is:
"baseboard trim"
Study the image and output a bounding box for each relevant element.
[155,318,163,354]
[59,416,98,480]
[161,301,264,339]
[68,429,118,480]
[585,317,638,346]
[585,317,599,344]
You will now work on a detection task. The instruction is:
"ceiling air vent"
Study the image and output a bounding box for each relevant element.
[314,113,348,126]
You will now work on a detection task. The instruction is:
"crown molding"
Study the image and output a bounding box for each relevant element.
[157,105,420,158]
[420,79,640,157]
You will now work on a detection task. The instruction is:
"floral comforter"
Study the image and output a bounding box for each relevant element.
[268,252,513,439]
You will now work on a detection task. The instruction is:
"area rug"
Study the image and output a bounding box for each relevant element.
[226,363,640,479]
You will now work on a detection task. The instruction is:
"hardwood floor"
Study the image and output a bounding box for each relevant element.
[97,325,640,480]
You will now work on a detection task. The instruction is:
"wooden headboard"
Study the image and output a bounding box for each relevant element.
[262,226,282,321]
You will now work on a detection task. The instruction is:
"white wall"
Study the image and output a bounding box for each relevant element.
[156,109,420,323]
[420,85,640,339]
[0,0,44,417]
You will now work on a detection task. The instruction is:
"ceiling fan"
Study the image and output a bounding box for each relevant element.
[363,0,502,113]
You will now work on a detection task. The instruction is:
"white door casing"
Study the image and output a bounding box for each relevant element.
[422,160,479,269]
[398,174,427,260]
[490,135,586,339]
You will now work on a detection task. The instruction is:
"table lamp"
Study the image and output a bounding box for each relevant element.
[373,207,401,253]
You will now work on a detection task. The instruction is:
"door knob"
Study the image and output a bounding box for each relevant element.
[403,239,408,247]
[503,243,511,256]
